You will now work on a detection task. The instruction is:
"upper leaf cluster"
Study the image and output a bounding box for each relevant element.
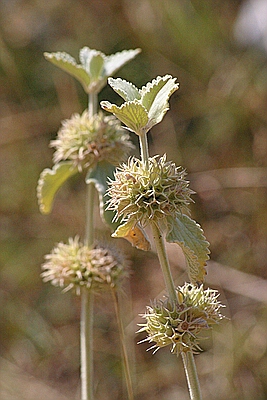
[101,75,179,135]
[44,47,141,94]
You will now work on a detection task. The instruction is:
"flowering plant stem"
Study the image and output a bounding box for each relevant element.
[150,221,177,304]
[88,93,98,118]
[138,132,177,303]
[111,288,134,400]
[138,131,202,399]
[80,93,98,400]
[81,287,94,400]
[182,352,202,400]
[139,132,149,166]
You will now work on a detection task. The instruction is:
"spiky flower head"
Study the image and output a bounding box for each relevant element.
[41,237,129,295]
[50,110,134,171]
[108,154,194,225]
[138,283,225,355]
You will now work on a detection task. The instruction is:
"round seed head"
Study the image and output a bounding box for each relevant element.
[138,283,225,355]
[41,237,129,295]
[50,110,134,171]
[108,154,194,225]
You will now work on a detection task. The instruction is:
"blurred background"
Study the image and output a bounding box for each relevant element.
[1,0,267,398]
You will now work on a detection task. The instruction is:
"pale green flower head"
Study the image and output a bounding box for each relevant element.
[107,154,193,225]
[50,110,134,171]
[138,283,225,355]
[101,75,179,135]
[44,47,141,94]
[41,237,129,295]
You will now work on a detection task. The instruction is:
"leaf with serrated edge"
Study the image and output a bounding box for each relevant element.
[85,161,120,231]
[44,52,91,93]
[101,100,148,134]
[141,75,172,111]
[104,48,141,77]
[143,76,179,129]
[108,77,141,102]
[166,214,210,284]
[37,162,78,215]
[79,48,105,79]
[112,220,151,251]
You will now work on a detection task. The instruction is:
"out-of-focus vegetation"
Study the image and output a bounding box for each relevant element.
[1,0,267,399]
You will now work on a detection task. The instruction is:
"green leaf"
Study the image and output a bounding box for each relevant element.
[103,74,179,135]
[166,214,210,284]
[142,75,179,129]
[45,48,141,95]
[100,100,148,134]
[112,220,151,251]
[108,77,141,102]
[85,161,120,231]
[44,52,91,93]
[37,162,78,214]
[79,47,105,80]
[104,48,141,77]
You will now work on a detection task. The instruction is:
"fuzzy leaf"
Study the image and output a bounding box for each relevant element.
[101,100,148,134]
[166,214,210,284]
[37,162,78,214]
[79,47,105,80]
[113,220,151,251]
[104,48,141,77]
[108,77,141,102]
[142,75,179,129]
[44,52,91,93]
[45,47,141,94]
[85,161,120,231]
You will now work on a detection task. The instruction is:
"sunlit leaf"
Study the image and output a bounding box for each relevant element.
[37,162,79,215]
[79,47,105,78]
[44,52,91,93]
[101,100,148,134]
[108,77,141,102]
[44,47,141,95]
[104,48,141,77]
[103,74,179,135]
[86,161,120,231]
[86,54,104,81]
[142,75,179,129]
[166,214,210,284]
[112,220,151,251]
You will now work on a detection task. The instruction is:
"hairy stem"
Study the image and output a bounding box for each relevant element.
[80,93,97,400]
[150,221,177,304]
[181,352,202,400]
[80,288,94,400]
[111,288,134,400]
[139,132,149,166]
[85,183,95,247]
[88,93,98,118]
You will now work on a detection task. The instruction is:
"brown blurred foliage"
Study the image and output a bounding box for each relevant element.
[1,0,267,399]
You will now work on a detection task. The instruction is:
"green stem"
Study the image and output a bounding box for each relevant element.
[181,352,202,400]
[80,288,94,400]
[111,288,134,400]
[150,221,177,304]
[88,93,98,118]
[80,92,97,400]
[139,132,149,166]
[85,182,95,247]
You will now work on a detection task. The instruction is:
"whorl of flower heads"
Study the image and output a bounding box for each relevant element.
[108,154,194,225]
[41,237,129,295]
[50,110,134,171]
[137,283,225,355]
